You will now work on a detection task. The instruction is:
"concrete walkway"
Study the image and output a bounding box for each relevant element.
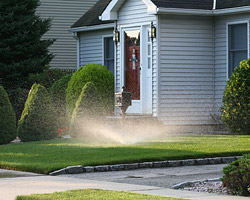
[0,167,249,200]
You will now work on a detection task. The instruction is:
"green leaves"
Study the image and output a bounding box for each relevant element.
[221,59,250,134]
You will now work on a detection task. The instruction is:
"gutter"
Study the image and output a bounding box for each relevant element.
[157,5,250,16]
[69,23,115,33]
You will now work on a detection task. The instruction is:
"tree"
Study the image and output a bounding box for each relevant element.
[0,0,54,88]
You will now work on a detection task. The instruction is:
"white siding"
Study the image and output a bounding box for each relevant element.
[37,0,98,70]
[214,13,250,114]
[159,15,215,125]
[79,29,114,67]
[116,0,157,115]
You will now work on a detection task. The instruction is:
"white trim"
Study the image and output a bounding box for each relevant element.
[72,32,80,69]
[100,0,157,21]
[213,6,250,16]
[156,15,160,117]
[226,21,249,80]
[70,23,115,33]
[213,0,216,10]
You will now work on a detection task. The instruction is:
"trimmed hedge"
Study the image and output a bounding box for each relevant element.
[49,74,72,128]
[0,86,17,144]
[221,154,250,196]
[18,83,58,142]
[70,82,101,138]
[66,64,114,120]
[221,59,250,134]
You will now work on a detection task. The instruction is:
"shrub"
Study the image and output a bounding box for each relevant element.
[70,82,101,138]
[0,86,17,144]
[6,87,30,123]
[66,64,114,119]
[221,59,250,134]
[49,74,72,128]
[28,67,68,89]
[221,154,250,196]
[18,83,58,142]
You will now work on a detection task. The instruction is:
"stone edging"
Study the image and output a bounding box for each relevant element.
[49,156,243,176]
[172,178,221,189]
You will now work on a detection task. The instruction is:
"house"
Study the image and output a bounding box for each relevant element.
[70,0,250,132]
[36,0,99,70]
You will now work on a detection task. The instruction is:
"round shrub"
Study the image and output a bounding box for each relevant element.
[18,83,58,142]
[70,82,101,138]
[221,154,250,196]
[66,64,114,119]
[221,59,250,134]
[0,86,17,144]
[49,74,72,128]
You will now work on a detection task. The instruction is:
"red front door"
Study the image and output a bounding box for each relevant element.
[124,30,140,100]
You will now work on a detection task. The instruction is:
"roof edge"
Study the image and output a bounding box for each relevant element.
[70,23,115,33]
[157,5,250,16]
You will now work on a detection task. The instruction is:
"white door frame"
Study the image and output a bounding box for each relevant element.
[120,24,152,114]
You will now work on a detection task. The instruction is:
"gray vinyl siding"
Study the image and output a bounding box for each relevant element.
[159,15,215,125]
[116,0,157,115]
[214,14,250,114]
[37,0,98,70]
[78,29,114,67]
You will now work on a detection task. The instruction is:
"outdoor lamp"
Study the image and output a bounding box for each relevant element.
[150,22,156,40]
[113,27,120,44]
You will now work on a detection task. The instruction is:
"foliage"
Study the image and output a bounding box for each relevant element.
[0,135,249,174]
[6,87,30,123]
[221,59,250,134]
[0,0,54,89]
[15,189,185,200]
[18,83,58,142]
[0,86,17,144]
[49,74,72,128]
[70,82,101,138]
[221,154,250,196]
[66,64,114,119]
[28,67,68,89]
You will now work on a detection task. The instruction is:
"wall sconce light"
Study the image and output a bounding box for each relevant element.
[150,22,156,40]
[113,26,120,44]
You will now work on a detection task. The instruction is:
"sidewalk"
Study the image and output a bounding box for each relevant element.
[0,168,249,200]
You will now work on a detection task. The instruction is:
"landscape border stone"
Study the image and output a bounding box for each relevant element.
[49,156,243,176]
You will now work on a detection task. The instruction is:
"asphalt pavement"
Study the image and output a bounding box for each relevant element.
[0,165,249,200]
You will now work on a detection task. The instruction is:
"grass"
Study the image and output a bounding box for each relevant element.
[16,189,186,200]
[0,135,250,174]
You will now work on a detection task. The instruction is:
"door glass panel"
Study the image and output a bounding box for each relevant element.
[124,30,140,100]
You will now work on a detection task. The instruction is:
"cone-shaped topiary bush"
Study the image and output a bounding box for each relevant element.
[18,83,58,141]
[0,86,17,144]
[221,59,250,135]
[70,82,101,138]
[49,74,72,128]
[66,64,114,120]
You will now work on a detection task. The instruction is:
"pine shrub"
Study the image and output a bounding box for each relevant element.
[49,74,72,128]
[0,86,17,144]
[18,83,58,142]
[221,59,250,134]
[66,64,114,120]
[70,82,101,138]
[221,154,250,196]
[0,0,54,89]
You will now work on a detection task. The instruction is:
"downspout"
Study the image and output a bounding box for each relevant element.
[72,32,80,69]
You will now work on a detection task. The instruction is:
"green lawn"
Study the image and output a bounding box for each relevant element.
[16,189,186,200]
[0,135,249,174]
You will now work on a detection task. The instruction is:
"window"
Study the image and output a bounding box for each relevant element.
[228,23,248,78]
[104,37,114,74]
